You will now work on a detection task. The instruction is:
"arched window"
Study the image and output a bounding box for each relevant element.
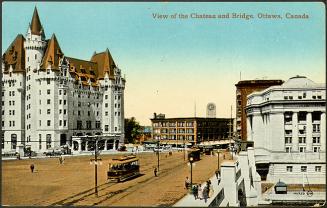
[11,134,17,150]
[46,134,51,149]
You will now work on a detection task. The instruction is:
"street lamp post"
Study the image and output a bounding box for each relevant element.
[90,136,102,197]
[157,139,160,172]
[189,156,194,191]
[217,150,220,170]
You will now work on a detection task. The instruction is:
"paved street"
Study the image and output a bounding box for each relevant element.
[2,151,231,206]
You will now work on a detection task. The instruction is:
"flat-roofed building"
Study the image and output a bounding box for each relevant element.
[246,75,325,184]
[235,79,283,141]
[150,113,232,146]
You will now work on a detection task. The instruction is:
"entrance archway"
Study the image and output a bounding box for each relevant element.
[60,134,67,146]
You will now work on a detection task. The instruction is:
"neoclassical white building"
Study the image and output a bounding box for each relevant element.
[1,8,126,154]
[246,76,325,184]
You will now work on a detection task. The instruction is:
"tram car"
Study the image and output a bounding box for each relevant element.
[187,148,201,161]
[107,155,140,182]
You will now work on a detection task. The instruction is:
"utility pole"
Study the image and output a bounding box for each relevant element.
[228,105,233,160]
[157,139,160,172]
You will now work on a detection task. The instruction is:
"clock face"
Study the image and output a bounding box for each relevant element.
[208,104,215,110]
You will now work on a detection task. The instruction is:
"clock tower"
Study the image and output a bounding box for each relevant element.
[206,103,216,118]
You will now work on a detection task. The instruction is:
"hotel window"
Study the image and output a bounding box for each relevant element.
[285,137,292,144]
[105,103,108,108]
[47,89,50,95]
[39,135,42,150]
[286,166,293,172]
[315,166,321,172]
[47,120,51,126]
[105,125,109,131]
[59,109,62,114]
[285,147,292,153]
[88,111,90,116]
[299,137,306,144]
[59,90,62,95]
[47,78,50,84]
[59,120,62,126]
[59,100,62,105]
[64,109,66,115]
[284,96,288,99]
[47,99,51,104]
[64,90,66,95]
[301,166,307,172]
[64,120,67,127]
[299,147,306,153]
[46,134,51,149]
[313,147,320,153]
[39,90,41,95]
[39,120,41,126]
[105,95,108,99]
[105,112,108,116]
[64,100,66,105]
[12,110,15,115]
[313,137,320,144]
[317,95,322,99]
[313,124,320,133]
[47,109,51,114]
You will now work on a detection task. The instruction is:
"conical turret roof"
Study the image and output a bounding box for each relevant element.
[40,34,64,70]
[30,7,43,35]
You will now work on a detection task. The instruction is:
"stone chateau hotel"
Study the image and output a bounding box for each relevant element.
[1,8,126,154]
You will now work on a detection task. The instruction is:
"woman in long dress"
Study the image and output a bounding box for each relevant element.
[198,184,203,200]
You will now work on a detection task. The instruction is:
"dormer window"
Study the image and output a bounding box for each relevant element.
[35,54,37,60]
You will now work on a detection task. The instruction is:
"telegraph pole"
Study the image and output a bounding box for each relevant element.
[228,105,233,160]
[157,138,160,172]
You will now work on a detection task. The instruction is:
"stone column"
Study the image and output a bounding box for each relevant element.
[321,112,326,152]
[306,112,313,152]
[292,112,298,151]
[78,140,81,151]
[113,139,116,150]
[221,161,239,207]
[104,140,107,151]
[246,116,252,141]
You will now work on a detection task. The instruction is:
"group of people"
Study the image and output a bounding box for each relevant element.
[184,177,214,203]
[191,180,214,203]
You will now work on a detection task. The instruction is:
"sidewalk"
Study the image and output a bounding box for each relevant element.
[174,173,223,207]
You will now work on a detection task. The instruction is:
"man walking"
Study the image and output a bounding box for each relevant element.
[154,167,158,177]
[185,177,190,189]
[30,164,35,173]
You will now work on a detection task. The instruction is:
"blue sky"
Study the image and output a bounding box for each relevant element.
[2,2,326,125]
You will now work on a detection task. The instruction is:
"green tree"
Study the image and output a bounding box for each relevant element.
[124,117,142,144]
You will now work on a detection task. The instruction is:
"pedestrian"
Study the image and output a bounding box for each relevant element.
[209,183,214,198]
[30,164,35,173]
[192,185,198,200]
[185,177,190,189]
[198,184,203,200]
[215,169,219,179]
[154,167,157,177]
[203,185,209,203]
[61,155,65,164]
[59,156,62,164]
[217,172,221,185]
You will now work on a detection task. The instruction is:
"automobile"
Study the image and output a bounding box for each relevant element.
[153,147,164,152]
[43,148,62,156]
[118,146,127,151]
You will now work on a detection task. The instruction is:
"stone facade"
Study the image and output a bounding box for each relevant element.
[246,76,325,184]
[235,79,283,141]
[1,8,126,154]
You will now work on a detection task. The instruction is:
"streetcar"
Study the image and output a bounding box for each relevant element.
[107,155,140,182]
[187,148,201,161]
